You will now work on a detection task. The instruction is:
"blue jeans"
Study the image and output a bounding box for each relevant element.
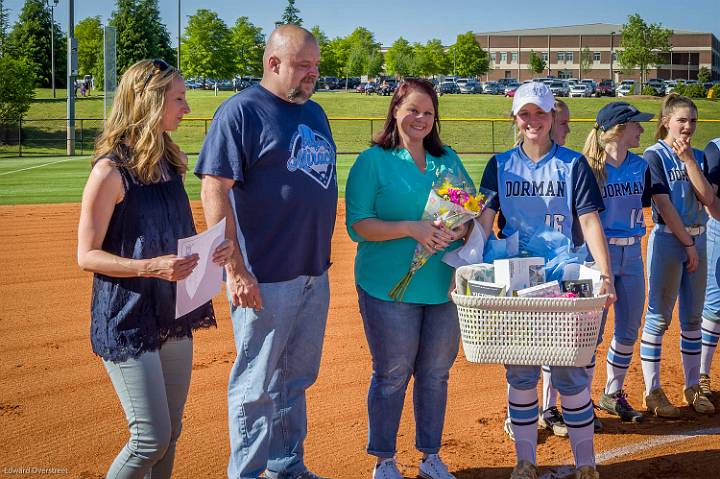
[703,218,720,324]
[356,286,460,458]
[645,227,707,335]
[103,337,193,479]
[227,272,329,479]
[596,243,646,346]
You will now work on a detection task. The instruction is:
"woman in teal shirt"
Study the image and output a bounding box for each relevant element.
[346,79,471,479]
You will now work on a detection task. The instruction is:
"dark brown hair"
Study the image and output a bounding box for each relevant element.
[372,78,444,157]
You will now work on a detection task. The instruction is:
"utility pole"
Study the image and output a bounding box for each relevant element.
[48,0,58,98]
[176,0,181,70]
[610,31,615,82]
[66,0,76,155]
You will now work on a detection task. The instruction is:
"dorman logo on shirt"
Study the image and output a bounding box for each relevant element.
[287,124,336,189]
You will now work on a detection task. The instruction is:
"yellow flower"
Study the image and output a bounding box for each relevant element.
[435,180,453,197]
[464,195,480,212]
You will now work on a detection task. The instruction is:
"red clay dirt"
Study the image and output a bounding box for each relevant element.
[1,202,718,478]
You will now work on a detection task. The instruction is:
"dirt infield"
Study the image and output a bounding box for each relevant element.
[1,202,719,478]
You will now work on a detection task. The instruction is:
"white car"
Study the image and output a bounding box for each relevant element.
[549,80,570,97]
[569,84,590,98]
[616,81,637,97]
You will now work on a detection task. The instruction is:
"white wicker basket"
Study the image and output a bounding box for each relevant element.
[451,292,607,367]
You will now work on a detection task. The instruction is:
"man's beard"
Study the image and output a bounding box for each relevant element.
[286,79,314,103]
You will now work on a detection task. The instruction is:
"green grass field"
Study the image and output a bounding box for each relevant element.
[3,89,720,157]
[1,89,719,205]
[0,152,491,205]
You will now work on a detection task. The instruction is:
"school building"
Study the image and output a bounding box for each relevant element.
[473,23,720,83]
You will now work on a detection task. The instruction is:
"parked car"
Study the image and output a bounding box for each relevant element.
[569,83,591,98]
[497,78,518,88]
[459,80,481,94]
[580,79,597,96]
[455,78,469,89]
[616,80,637,97]
[644,78,665,95]
[481,81,502,95]
[184,79,202,90]
[214,79,235,91]
[596,79,615,97]
[504,81,521,95]
[437,80,459,94]
[549,80,570,97]
[317,76,338,90]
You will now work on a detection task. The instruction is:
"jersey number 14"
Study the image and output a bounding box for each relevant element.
[630,208,645,229]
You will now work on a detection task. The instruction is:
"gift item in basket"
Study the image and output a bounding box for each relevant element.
[454,264,495,296]
[493,257,545,294]
[467,280,506,297]
[529,264,546,287]
[451,292,607,367]
[562,279,594,298]
[516,280,562,298]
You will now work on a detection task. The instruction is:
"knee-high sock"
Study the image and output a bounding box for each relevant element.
[508,386,538,465]
[701,318,720,376]
[605,339,635,395]
[585,354,596,395]
[641,331,663,396]
[541,366,558,412]
[681,329,702,388]
[561,389,595,468]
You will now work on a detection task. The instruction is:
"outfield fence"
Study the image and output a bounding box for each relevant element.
[2,117,720,158]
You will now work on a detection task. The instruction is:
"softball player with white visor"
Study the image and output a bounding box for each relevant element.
[478,82,615,479]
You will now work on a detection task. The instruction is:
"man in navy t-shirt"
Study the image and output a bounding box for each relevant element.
[195,25,336,479]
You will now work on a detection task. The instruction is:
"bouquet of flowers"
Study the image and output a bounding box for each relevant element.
[388,173,496,301]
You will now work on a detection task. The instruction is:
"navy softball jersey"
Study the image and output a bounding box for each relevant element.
[706,138,720,191]
[645,140,715,227]
[599,152,652,238]
[480,143,604,246]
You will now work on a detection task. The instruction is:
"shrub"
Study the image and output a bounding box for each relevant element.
[0,56,37,144]
[710,83,720,99]
[684,83,707,98]
[642,85,659,96]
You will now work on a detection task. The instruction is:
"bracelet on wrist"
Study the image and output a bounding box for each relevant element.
[683,238,695,248]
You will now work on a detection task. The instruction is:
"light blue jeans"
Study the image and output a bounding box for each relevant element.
[644,227,707,335]
[103,337,193,479]
[597,242,646,347]
[356,286,460,458]
[227,272,329,479]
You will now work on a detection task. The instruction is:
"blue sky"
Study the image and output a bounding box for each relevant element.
[5,0,720,47]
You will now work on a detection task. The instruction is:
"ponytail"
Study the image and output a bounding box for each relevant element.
[583,125,607,185]
[656,92,698,141]
[582,123,627,186]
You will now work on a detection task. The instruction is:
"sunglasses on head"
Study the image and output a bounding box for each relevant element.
[141,59,171,94]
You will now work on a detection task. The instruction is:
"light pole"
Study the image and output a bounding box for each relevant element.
[47,0,59,98]
[453,47,456,78]
[176,0,180,70]
[688,53,691,81]
[610,31,614,82]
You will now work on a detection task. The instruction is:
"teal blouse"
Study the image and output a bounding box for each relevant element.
[345,145,475,304]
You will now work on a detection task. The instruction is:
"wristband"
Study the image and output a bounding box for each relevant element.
[683,237,695,248]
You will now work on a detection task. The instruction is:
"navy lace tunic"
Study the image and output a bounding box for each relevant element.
[90,158,216,362]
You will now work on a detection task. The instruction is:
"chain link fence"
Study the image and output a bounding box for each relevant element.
[2,117,720,158]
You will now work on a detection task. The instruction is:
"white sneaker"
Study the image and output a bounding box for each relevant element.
[373,458,402,479]
[419,454,456,479]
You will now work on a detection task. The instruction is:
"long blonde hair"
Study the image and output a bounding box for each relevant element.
[655,93,697,141]
[582,123,627,186]
[93,60,186,183]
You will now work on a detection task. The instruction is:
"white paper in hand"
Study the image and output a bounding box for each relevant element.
[175,218,226,319]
